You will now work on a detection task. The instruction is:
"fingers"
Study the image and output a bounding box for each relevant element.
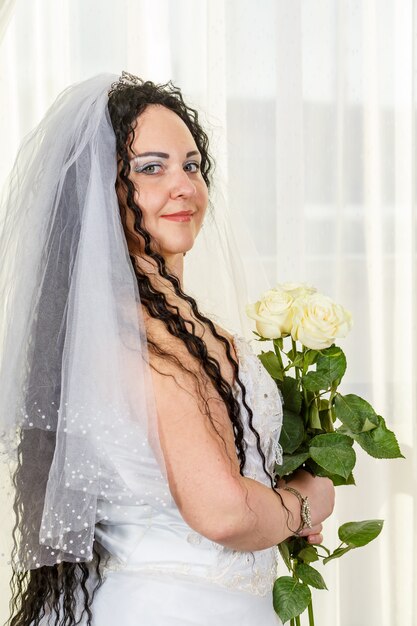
[299,523,322,537]
[298,523,323,544]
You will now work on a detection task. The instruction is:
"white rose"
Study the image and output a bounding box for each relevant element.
[278,282,317,300]
[246,287,294,339]
[291,293,353,350]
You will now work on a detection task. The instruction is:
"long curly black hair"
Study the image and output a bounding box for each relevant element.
[6,77,279,626]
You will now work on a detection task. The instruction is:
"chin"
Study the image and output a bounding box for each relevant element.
[160,238,197,257]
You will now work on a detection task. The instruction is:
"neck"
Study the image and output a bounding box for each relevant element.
[164,253,184,287]
[132,252,184,289]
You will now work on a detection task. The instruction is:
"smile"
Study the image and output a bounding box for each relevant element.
[160,212,193,222]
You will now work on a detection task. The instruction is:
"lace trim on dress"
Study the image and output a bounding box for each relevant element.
[232,334,283,479]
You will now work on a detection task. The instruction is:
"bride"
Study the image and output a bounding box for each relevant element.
[1,72,334,625]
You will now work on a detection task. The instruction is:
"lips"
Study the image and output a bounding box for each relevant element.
[160,211,194,222]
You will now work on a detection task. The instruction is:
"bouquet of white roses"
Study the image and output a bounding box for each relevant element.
[246,283,403,626]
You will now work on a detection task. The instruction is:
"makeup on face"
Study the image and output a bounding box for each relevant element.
[123,105,209,264]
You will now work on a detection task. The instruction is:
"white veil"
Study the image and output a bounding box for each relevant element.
[185,177,270,339]
[0,74,172,570]
[0,73,270,572]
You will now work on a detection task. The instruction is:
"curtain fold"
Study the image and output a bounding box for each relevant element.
[0,0,17,43]
[0,1,415,624]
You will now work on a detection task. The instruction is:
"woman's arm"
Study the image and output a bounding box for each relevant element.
[212,471,334,551]
[149,331,334,552]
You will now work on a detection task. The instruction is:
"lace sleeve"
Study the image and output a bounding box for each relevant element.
[232,335,283,483]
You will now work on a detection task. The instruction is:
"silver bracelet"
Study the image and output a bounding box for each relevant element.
[283,486,312,535]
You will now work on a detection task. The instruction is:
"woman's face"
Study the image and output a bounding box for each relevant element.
[123,104,209,264]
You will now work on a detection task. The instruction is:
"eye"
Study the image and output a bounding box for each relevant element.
[134,162,163,175]
[184,161,201,173]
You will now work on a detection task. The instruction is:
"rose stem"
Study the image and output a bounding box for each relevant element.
[307,599,315,626]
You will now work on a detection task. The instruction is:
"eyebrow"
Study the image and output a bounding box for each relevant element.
[131,150,200,160]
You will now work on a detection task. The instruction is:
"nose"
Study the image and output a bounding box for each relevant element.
[169,168,196,199]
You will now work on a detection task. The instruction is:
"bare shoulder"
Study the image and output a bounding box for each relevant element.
[142,304,237,372]
[142,312,238,422]
[211,321,235,344]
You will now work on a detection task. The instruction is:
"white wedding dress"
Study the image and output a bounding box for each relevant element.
[68,335,284,625]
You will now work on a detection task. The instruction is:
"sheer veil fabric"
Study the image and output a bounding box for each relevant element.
[184,199,270,339]
[0,74,173,571]
[0,73,270,573]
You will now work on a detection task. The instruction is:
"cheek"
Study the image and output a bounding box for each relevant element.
[133,182,168,218]
[197,183,209,212]
[133,188,157,224]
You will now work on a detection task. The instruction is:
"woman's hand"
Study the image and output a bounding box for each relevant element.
[277,469,335,539]
[299,523,323,544]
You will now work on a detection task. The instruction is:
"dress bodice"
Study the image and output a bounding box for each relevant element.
[95,334,283,597]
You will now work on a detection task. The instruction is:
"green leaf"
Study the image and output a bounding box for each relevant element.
[295,563,327,590]
[309,433,356,479]
[276,451,311,477]
[279,376,302,414]
[279,410,305,454]
[310,431,353,447]
[323,519,384,564]
[290,352,305,368]
[318,398,330,411]
[285,536,306,556]
[259,351,284,381]
[319,408,335,432]
[352,416,404,459]
[273,337,284,351]
[302,372,326,393]
[303,349,319,368]
[323,546,352,565]
[308,402,321,429]
[327,473,355,487]
[298,545,319,563]
[334,394,379,434]
[284,347,303,366]
[322,472,354,486]
[302,346,347,392]
[361,417,379,432]
[307,461,355,486]
[273,576,311,623]
[278,541,292,571]
[320,345,347,372]
[338,519,384,547]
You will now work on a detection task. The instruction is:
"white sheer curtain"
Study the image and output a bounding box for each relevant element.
[0,1,415,624]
